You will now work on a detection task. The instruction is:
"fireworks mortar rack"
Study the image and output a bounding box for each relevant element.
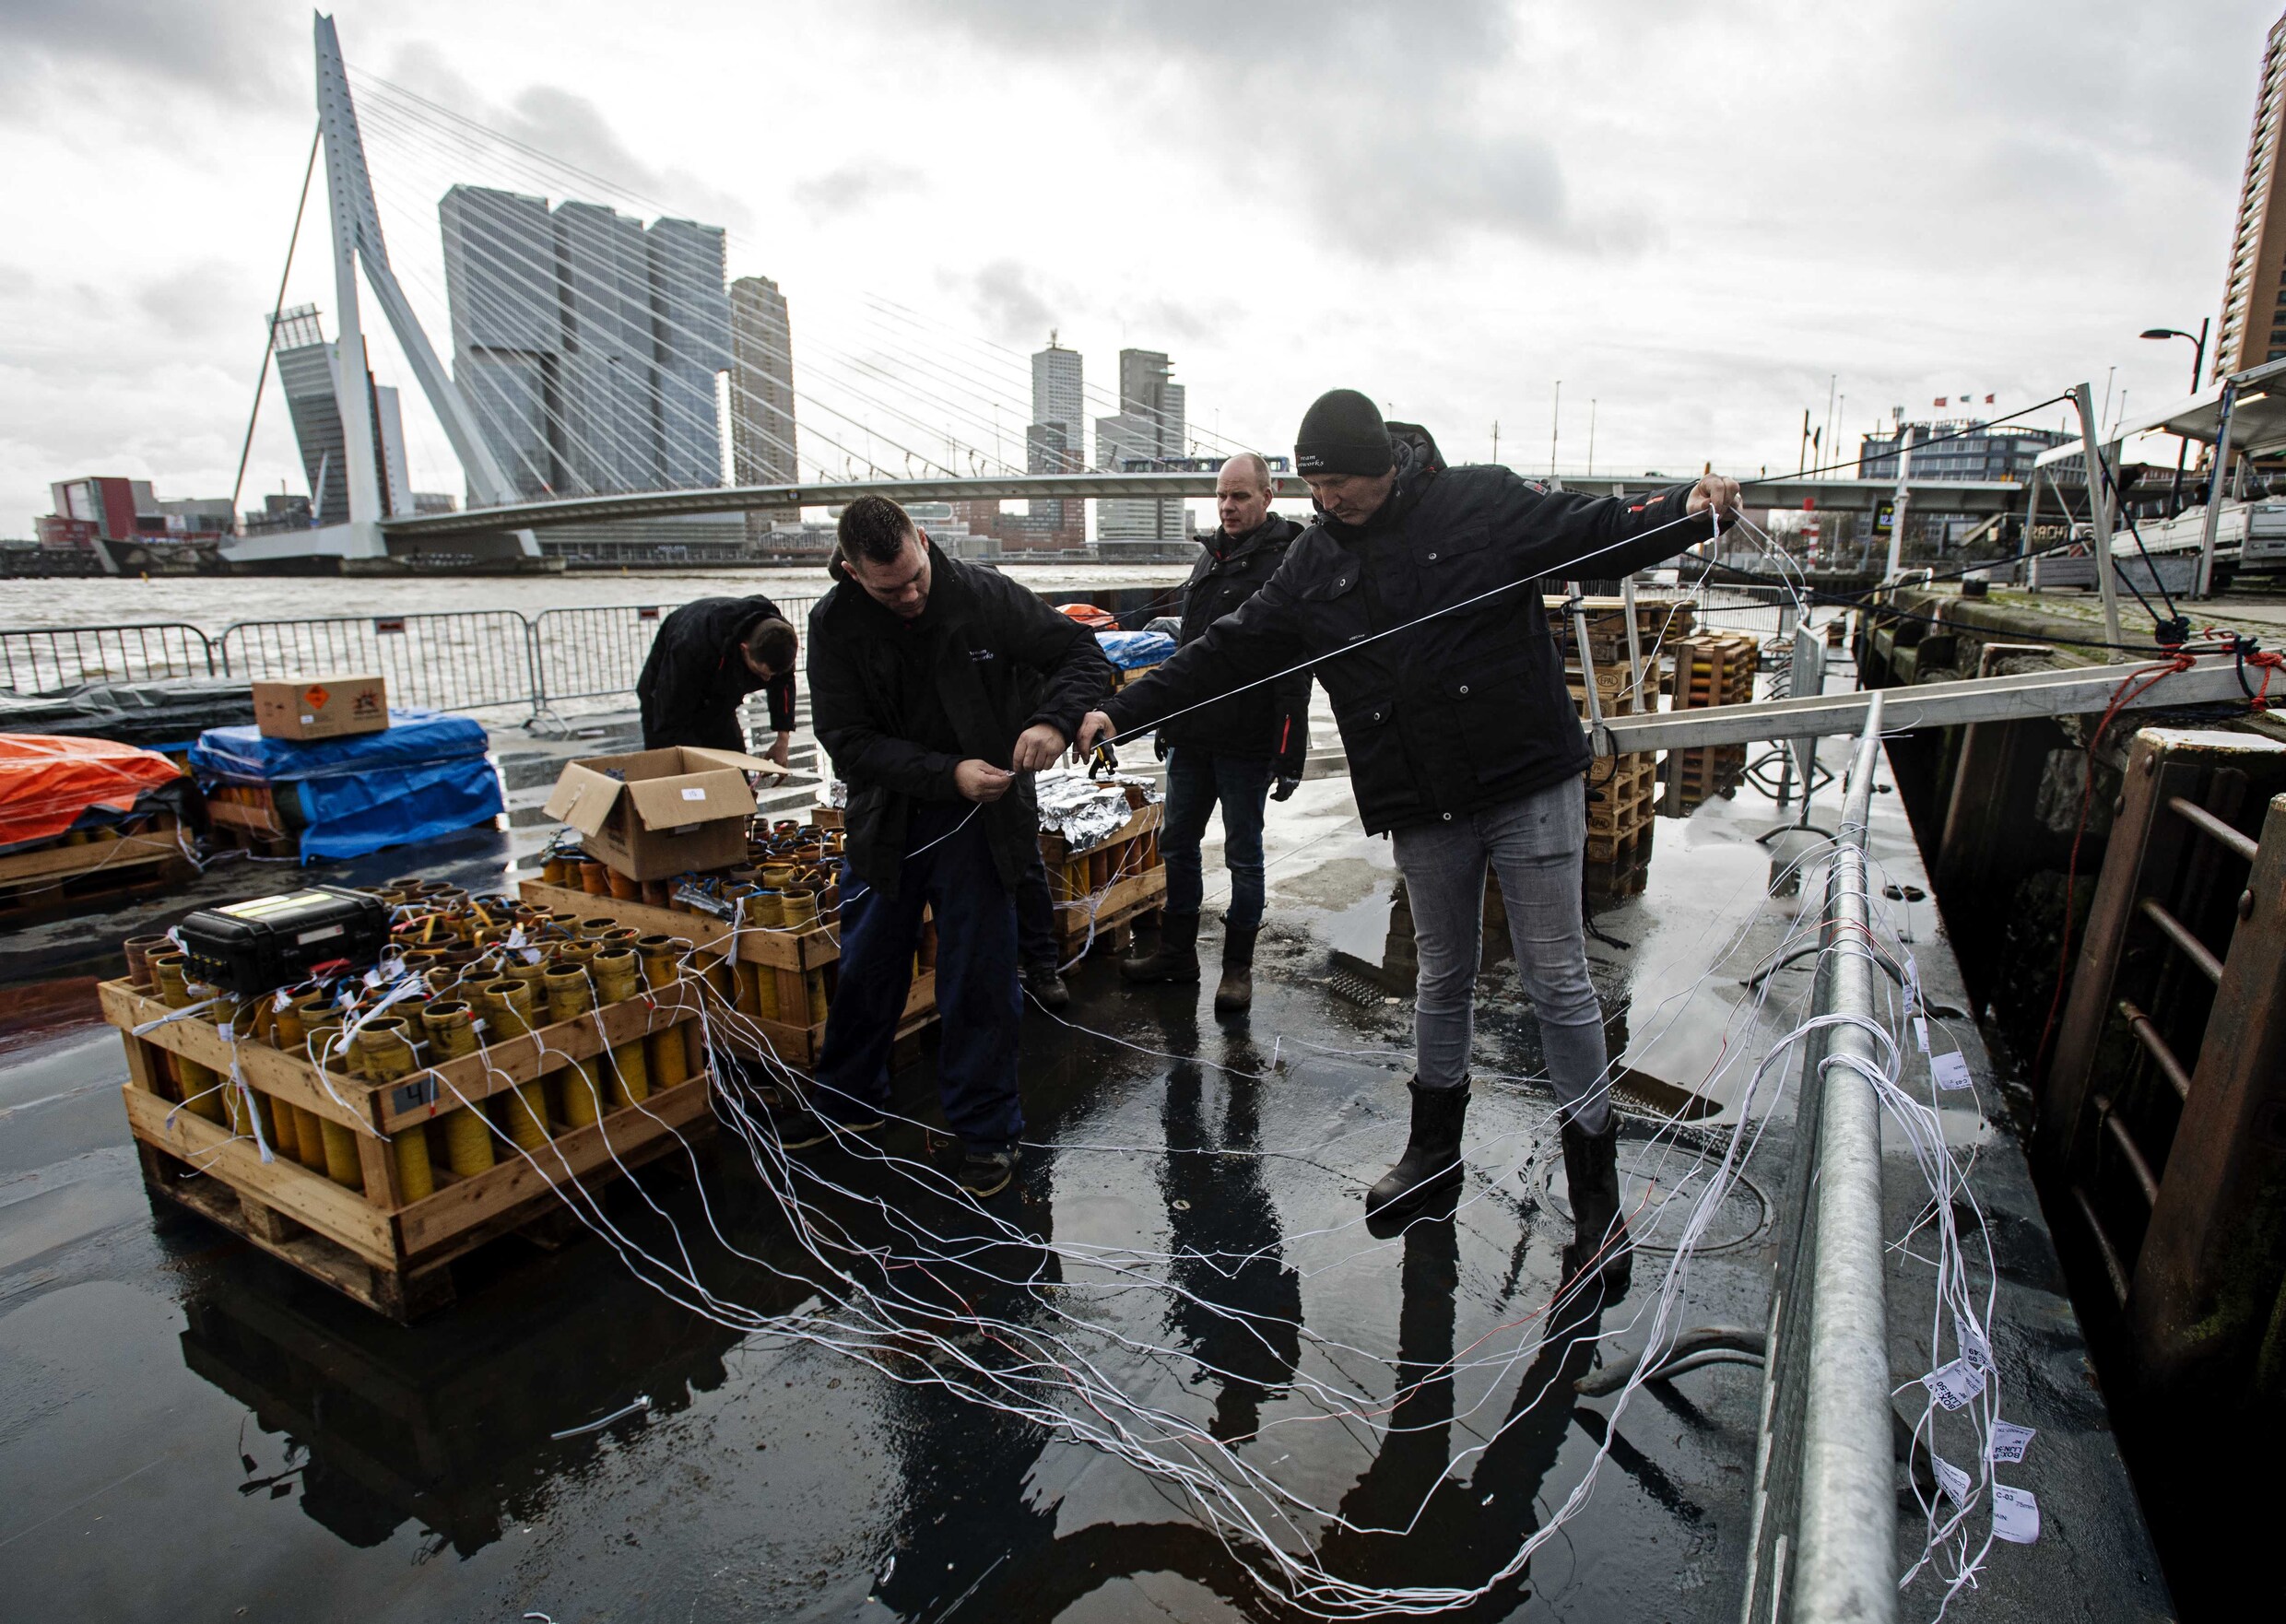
[103,879,720,1321]
[520,813,939,1072]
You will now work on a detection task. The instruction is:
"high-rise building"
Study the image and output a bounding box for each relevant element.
[2216,11,2286,378]
[730,275,799,534]
[438,186,559,500]
[440,183,733,502]
[1031,335,1085,465]
[649,217,732,490]
[1013,334,1088,553]
[1096,347,1187,551]
[269,303,414,524]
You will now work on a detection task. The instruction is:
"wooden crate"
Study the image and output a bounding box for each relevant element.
[1585,818,1656,899]
[517,877,941,1066]
[1662,633,1762,811]
[0,815,194,915]
[103,972,715,1322]
[1042,801,1167,957]
[205,788,298,858]
[1588,758,1658,836]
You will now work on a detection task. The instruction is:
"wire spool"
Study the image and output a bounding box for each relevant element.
[420,1001,494,1176]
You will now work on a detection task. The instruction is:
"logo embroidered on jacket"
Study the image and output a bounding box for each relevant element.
[969,647,995,661]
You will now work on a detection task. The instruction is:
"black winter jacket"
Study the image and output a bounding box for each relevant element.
[808,543,1114,899]
[637,595,797,751]
[1158,514,1311,774]
[1102,426,1713,835]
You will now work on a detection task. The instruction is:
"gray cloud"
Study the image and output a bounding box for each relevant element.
[136,261,262,345]
[382,42,755,235]
[871,0,1597,256]
[945,259,1064,346]
[0,0,299,109]
[792,160,926,222]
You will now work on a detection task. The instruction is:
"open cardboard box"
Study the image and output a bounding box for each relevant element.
[543,746,783,880]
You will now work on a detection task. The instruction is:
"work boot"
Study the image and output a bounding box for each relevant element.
[1213,924,1257,1015]
[1560,1119,1633,1293]
[957,1141,1020,1197]
[1365,1079,1469,1220]
[1121,911,1200,983]
[1019,956,1070,1011]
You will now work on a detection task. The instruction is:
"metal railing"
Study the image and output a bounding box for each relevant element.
[218,611,541,715]
[530,595,816,713]
[0,622,218,691]
[2,603,827,724]
[1741,692,1897,1624]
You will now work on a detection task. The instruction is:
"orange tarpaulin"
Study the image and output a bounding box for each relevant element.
[0,734,184,847]
[1058,603,1121,630]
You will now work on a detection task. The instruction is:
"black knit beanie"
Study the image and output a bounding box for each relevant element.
[1294,388,1393,477]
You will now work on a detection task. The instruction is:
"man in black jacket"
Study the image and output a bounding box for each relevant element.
[1080,389,1739,1288]
[1121,453,1310,1014]
[636,595,800,765]
[806,497,1113,1196]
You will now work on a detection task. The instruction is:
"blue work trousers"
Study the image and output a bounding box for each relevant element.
[813,802,1023,1146]
[1161,747,1275,931]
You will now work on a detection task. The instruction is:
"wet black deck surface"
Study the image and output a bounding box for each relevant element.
[0,754,2173,1621]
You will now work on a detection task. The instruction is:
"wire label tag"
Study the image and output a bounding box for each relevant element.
[1991,1485,2040,1544]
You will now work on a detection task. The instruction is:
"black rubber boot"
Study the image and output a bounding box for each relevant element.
[1561,1120,1632,1293]
[957,1141,1020,1197]
[1019,956,1069,1011]
[1365,1079,1469,1220]
[1213,923,1257,1015]
[1122,911,1200,983]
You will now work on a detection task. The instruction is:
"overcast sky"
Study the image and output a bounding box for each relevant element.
[1,0,2278,531]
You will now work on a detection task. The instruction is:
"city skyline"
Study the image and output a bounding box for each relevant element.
[2,1,2280,535]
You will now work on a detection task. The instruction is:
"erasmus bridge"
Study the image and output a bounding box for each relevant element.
[244,13,2031,571]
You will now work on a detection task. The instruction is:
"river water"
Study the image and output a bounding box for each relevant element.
[0,564,1192,635]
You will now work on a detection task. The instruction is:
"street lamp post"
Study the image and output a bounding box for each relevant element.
[2140,319,2210,517]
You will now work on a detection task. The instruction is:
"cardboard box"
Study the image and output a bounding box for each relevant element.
[253,674,389,741]
[542,746,774,881]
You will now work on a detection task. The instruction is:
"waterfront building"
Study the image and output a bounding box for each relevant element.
[1096,347,1187,556]
[2215,9,2286,377]
[730,275,800,535]
[1856,419,2068,482]
[270,303,415,524]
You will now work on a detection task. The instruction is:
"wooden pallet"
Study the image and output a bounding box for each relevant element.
[1661,633,1761,810]
[1042,802,1167,957]
[104,972,715,1322]
[206,794,299,858]
[0,817,194,915]
[1588,759,1659,835]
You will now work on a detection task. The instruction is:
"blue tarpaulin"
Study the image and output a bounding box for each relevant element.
[1096,630,1176,671]
[188,710,503,862]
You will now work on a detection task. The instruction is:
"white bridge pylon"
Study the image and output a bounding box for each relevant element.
[230,13,540,564]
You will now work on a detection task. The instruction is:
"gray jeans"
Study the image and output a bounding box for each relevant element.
[1390,777,1612,1134]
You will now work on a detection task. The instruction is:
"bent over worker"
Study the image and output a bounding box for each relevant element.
[636,595,800,765]
[805,497,1113,1196]
[1120,452,1311,1015]
[1081,389,1738,1288]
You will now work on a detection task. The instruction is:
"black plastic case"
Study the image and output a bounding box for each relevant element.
[177,887,392,993]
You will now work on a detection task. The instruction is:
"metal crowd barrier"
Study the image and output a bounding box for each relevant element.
[2,600,831,722]
[529,594,816,718]
[1741,691,1897,1624]
[0,621,218,691]
[218,612,539,715]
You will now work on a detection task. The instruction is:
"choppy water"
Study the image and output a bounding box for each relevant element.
[0,564,1191,634]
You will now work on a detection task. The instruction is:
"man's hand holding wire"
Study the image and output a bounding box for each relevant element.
[1074,710,1117,759]
[1011,723,1067,771]
[1687,473,1744,529]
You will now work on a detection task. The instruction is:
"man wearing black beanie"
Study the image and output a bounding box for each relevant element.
[1081,387,1739,1292]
